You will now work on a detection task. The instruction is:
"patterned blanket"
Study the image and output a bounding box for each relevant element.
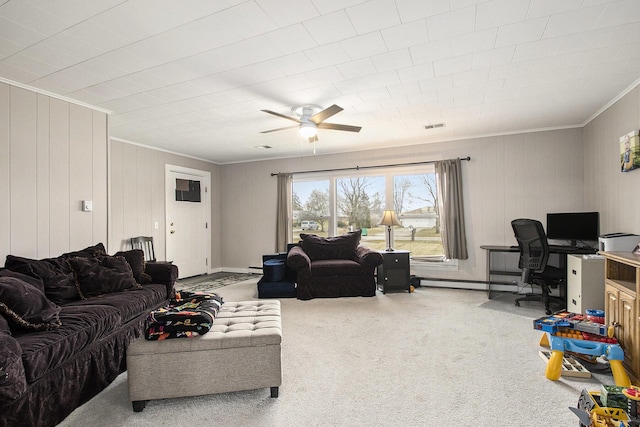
[145,291,223,340]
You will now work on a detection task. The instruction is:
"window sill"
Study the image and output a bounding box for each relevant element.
[411,257,459,272]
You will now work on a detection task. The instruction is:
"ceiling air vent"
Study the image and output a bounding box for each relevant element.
[424,123,445,130]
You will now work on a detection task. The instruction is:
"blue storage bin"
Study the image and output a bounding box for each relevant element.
[263,259,285,282]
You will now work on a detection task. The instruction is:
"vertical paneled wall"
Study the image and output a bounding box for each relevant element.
[108,139,221,267]
[0,83,107,261]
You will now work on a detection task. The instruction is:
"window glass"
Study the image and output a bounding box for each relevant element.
[292,180,329,241]
[291,168,445,261]
[336,176,386,250]
[393,173,444,258]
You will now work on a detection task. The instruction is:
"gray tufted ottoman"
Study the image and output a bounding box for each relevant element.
[127,300,282,412]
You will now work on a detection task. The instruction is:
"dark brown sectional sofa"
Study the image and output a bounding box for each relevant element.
[0,243,177,427]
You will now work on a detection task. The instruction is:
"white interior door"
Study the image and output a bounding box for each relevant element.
[165,165,210,278]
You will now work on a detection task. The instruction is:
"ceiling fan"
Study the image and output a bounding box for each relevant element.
[260,104,361,142]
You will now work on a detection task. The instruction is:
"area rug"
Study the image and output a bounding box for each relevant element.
[175,273,259,293]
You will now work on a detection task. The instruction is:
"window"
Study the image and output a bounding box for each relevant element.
[393,173,444,259]
[292,180,329,241]
[291,167,446,261]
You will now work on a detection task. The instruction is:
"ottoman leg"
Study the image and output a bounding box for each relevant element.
[132,400,148,412]
[270,387,279,398]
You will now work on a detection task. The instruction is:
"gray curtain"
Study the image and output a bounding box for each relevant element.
[276,173,293,252]
[435,159,468,260]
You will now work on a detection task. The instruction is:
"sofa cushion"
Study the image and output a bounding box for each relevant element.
[300,231,361,261]
[0,276,61,332]
[310,259,363,277]
[15,304,121,383]
[114,250,152,284]
[0,269,46,294]
[5,255,79,305]
[0,330,26,401]
[64,283,167,324]
[66,255,140,299]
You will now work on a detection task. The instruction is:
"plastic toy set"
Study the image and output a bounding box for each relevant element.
[534,310,629,385]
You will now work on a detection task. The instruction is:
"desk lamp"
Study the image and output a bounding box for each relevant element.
[378,210,402,252]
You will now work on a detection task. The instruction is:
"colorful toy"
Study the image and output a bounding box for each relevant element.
[571,386,640,426]
[535,311,630,385]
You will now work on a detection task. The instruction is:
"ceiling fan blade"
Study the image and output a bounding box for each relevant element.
[308,135,318,143]
[261,109,301,123]
[317,122,362,133]
[310,104,343,124]
[260,125,299,134]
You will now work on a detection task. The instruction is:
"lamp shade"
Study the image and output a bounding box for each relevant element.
[378,210,402,227]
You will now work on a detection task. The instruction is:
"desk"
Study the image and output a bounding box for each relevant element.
[480,245,596,299]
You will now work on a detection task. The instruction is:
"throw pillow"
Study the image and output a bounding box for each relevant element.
[0,269,46,294]
[61,243,106,259]
[67,255,139,299]
[114,250,152,284]
[0,276,62,331]
[300,230,361,261]
[5,255,79,305]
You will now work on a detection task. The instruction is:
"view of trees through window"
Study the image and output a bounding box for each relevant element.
[292,170,444,259]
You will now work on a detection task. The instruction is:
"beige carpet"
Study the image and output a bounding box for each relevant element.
[58,279,612,427]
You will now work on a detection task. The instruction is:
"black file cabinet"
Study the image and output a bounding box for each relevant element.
[377,250,411,294]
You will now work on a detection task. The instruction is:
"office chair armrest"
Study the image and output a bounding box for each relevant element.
[144,262,179,298]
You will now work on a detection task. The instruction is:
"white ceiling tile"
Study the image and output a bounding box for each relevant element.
[0,61,40,83]
[452,68,490,86]
[386,81,421,97]
[333,77,370,95]
[409,38,452,64]
[61,19,131,54]
[1,53,58,78]
[395,0,450,22]
[15,42,80,70]
[358,87,391,102]
[268,52,316,76]
[303,10,357,46]
[495,17,548,48]
[475,0,530,31]
[525,0,583,20]
[256,0,319,28]
[426,6,475,41]
[27,0,127,25]
[451,28,497,56]
[543,5,607,39]
[472,46,514,69]
[214,2,279,39]
[397,63,435,83]
[0,37,24,59]
[337,58,378,79]
[0,1,69,37]
[364,70,400,89]
[381,20,428,51]
[371,49,412,72]
[418,75,453,92]
[512,38,561,62]
[305,66,344,85]
[304,42,351,68]
[264,24,318,56]
[311,0,367,15]
[596,0,640,28]
[0,16,46,47]
[341,32,388,61]
[433,55,473,77]
[346,0,401,34]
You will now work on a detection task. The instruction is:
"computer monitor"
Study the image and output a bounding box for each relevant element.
[546,212,599,247]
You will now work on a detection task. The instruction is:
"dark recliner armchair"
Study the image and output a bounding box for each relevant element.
[287,231,383,300]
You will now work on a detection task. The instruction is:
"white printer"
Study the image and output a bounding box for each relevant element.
[598,233,640,252]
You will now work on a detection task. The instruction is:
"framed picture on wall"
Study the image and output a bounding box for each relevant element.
[620,130,640,172]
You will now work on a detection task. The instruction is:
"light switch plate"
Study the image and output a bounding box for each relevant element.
[82,200,92,212]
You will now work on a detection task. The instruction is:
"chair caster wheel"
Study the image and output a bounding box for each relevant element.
[514,301,520,307]
[545,309,552,315]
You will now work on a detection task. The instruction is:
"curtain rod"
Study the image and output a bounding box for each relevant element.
[270,156,470,176]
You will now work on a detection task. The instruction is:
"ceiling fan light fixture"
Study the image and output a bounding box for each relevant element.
[299,122,317,138]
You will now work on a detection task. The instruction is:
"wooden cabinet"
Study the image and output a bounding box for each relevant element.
[601,252,640,380]
[377,250,410,294]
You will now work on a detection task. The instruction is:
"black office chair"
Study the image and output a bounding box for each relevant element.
[511,219,565,315]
